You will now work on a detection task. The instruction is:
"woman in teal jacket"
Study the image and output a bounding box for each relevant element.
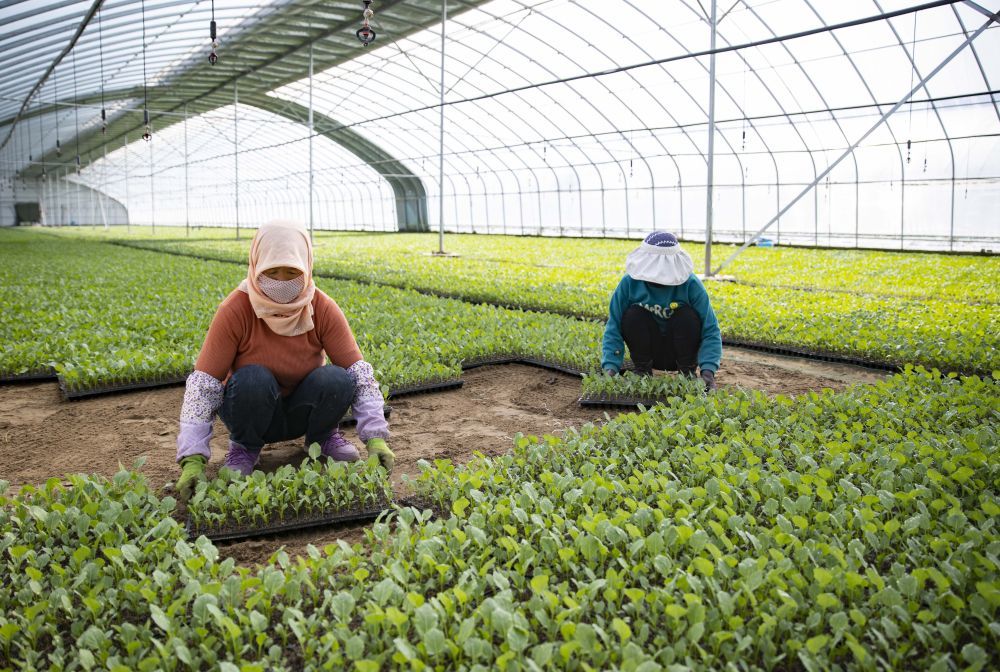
[602,232,722,390]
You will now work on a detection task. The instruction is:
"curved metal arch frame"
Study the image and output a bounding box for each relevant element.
[3,0,998,251]
[240,93,428,231]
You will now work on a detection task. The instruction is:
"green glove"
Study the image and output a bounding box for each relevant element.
[366,438,394,473]
[176,455,206,502]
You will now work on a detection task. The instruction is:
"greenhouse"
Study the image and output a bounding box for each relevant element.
[0,1,998,670]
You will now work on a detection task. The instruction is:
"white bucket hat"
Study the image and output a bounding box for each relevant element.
[625,231,694,286]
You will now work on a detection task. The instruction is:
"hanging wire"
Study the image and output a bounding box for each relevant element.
[208,0,218,65]
[741,58,748,151]
[72,49,81,172]
[98,2,107,134]
[34,96,43,176]
[53,68,61,156]
[141,0,152,141]
[905,12,917,165]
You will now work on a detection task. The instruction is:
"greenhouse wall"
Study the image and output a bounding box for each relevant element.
[0,178,128,228]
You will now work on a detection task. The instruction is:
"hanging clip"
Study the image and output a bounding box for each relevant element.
[209,20,218,65]
[101,108,107,134]
[356,0,376,46]
[56,139,62,156]
[142,109,152,142]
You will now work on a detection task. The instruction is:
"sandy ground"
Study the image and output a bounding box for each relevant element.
[0,350,884,566]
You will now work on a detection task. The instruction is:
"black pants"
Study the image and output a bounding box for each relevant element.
[621,304,701,375]
[218,364,355,454]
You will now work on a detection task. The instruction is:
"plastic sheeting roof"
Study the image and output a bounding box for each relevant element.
[1,0,998,247]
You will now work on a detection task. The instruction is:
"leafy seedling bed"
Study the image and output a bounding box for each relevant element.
[395,495,446,520]
[579,370,704,409]
[186,447,394,543]
[187,499,392,542]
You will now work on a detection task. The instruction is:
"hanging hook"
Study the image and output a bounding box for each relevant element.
[209,21,218,64]
[357,0,376,46]
[142,109,152,142]
[208,0,219,64]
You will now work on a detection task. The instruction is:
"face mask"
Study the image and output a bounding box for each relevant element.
[257,273,305,304]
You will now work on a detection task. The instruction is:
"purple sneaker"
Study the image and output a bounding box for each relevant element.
[223,441,259,476]
[320,430,360,461]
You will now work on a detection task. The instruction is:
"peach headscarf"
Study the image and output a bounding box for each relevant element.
[237,220,316,337]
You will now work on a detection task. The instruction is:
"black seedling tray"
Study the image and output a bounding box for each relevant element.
[61,373,190,400]
[578,393,665,409]
[395,496,446,520]
[461,354,523,370]
[387,378,464,398]
[187,500,392,543]
[461,353,587,378]
[723,337,902,372]
[519,357,586,377]
[0,368,56,384]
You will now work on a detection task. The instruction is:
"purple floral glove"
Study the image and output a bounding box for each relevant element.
[176,370,224,461]
[347,360,389,442]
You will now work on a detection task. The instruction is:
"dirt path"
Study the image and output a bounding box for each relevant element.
[0,351,885,565]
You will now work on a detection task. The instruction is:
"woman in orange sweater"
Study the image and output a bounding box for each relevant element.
[174,220,392,500]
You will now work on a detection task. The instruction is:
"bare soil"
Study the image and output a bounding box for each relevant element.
[0,351,884,566]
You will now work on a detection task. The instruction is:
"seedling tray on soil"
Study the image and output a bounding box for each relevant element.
[461,354,523,370]
[0,367,56,383]
[395,495,446,519]
[723,338,902,373]
[387,378,464,398]
[61,373,190,400]
[578,393,670,409]
[461,353,586,377]
[519,357,585,377]
[187,498,393,543]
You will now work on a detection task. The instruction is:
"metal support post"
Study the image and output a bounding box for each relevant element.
[75,170,81,227]
[234,81,240,239]
[184,104,190,236]
[308,41,315,242]
[704,0,718,276]
[124,133,131,233]
[714,12,995,275]
[102,144,109,229]
[437,0,447,254]
[149,131,155,235]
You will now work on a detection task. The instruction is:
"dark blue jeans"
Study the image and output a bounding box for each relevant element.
[621,304,701,375]
[219,364,355,454]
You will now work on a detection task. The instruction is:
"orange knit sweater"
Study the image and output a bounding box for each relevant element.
[195,288,363,395]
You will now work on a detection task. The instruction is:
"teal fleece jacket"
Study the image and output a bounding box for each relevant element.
[601,274,722,373]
